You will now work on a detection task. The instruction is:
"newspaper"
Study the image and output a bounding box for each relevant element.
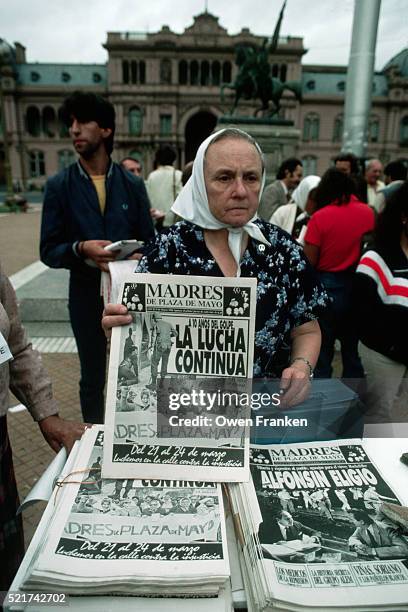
[244,439,408,609]
[103,274,256,482]
[100,260,139,306]
[24,427,230,595]
[17,447,67,513]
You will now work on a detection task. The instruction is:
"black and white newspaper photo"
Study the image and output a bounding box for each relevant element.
[24,427,230,595]
[246,439,408,609]
[103,274,256,481]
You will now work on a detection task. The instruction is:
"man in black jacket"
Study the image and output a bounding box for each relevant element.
[265,511,320,544]
[40,91,154,423]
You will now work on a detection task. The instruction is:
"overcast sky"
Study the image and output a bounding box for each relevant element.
[2,0,407,69]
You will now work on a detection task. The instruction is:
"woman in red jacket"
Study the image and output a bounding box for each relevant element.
[304,168,375,378]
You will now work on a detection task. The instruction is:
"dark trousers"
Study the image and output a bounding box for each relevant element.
[0,417,25,592]
[69,275,106,423]
[151,347,171,384]
[315,271,364,379]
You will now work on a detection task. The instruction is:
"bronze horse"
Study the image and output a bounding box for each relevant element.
[221,42,302,116]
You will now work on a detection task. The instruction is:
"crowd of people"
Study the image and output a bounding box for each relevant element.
[71,486,219,518]
[264,154,407,422]
[1,89,407,590]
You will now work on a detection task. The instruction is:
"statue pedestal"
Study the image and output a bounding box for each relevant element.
[217,117,301,184]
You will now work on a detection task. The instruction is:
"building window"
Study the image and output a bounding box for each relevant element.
[201,60,210,86]
[121,59,145,84]
[400,116,408,145]
[160,114,172,136]
[26,106,41,137]
[128,107,142,136]
[58,107,69,137]
[303,113,320,141]
[302,155,317,176]
[29,150,45,177]
[42,106,57,137]
[61,72,71,82]
[222,61,232,83]
[306,80,315,91]
[139,61,146,84]
[190,60,199,85]
[130,60,138,84]
[280,64,287,82]
[58,149,75,170]
[211,60,221,86]
[369,117,380,143]
[179,60,188,85]
[160,59,172,84]
[93,72,102,83]
[333,114,343,142]
[337,80,345,92]
[122,60,129,84]
[30,71,40,82]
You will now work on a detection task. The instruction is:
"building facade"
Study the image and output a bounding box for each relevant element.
[1,12,407,187]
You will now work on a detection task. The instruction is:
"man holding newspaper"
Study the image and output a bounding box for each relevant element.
[40,92,154,424]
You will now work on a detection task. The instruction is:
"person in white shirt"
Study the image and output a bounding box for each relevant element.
[270,175,320,243]
[146,145,182,229]
[365,159,385,207]
[373,160,407,213]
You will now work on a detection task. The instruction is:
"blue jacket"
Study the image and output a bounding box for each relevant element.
[40,160,155,282]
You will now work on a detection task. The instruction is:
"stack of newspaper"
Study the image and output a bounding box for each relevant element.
[21,426,230,597]
[228,439,408,611]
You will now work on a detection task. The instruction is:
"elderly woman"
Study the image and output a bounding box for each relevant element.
[0,262,86,590]
[103,129,328,406]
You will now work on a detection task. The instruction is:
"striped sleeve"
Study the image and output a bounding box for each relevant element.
[357,250,408,308]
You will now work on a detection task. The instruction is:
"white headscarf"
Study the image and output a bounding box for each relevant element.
[171,129,270,277]
[291,175,321,212]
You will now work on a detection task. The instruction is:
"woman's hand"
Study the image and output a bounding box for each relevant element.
[279,320,321,407]
[279,362,311,408]
[38,415,88,453]
[102,303,132,339]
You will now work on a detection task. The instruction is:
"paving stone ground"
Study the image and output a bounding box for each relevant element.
[0,206,42,276]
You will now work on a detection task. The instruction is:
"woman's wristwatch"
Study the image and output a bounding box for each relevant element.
[290,357,314,380]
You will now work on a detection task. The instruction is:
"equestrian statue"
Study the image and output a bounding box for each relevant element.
[220,1,302,116]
